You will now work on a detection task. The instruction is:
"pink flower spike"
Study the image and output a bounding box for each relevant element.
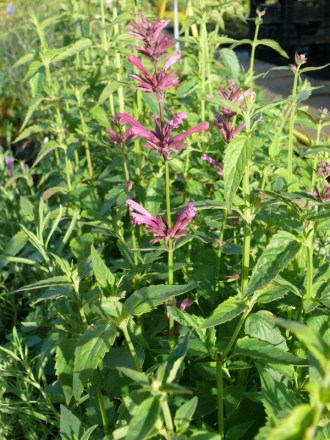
[201,154,223,176]
[163,51,181,71]
[169,202,196,240]
[180,298,192,311]
[126,199,168,242]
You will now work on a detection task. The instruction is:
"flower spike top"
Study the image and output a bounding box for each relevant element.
[201,154,223,176]
[118,112,209,160]
[126,199,196,244]
[129,13,175,61]
[214,80,253,142]
[107,115,138,148]
[128,51,181,96]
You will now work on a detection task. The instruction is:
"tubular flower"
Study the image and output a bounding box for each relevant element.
[201,154,223,176]
[214,80,253,142]
[128,52,181,95]
[164,297,193,335]
[118,112,209,160]
[126,199,196,244]
[107,115,137,148]
[316,160,330,179]
[129,13,175,61]
[307,186,330,202]
[4,155,14,177]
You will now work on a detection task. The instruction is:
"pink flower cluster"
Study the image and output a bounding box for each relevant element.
[126,199,196,244]
[214,80,252,142]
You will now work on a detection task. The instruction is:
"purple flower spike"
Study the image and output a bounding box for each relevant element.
[214,80,253,142]
[119,112,209,160]
[316,160,330,179]
[129,13,175,61]
[107,115,138,148]
[127,200,196,244]
[169,202,196,241]
[128,52,180,95]
[126,199,168,243]
[201,154,223,176]
[4,155,14,177]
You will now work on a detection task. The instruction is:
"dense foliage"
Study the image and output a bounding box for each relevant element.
[0,1,329,439]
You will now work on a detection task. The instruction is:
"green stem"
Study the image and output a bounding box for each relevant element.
[215,209,227,289]
[305,225,315,301]
[97,387,109,435]
[311,122,322,188]
[165,160,172,228]
[288,69,299,187]
[161,397,174,435]
[241,162,251,294]
[79,109,93,178]
[199,19,207,121]
[122,323,142,372]
[216,356,224,438]
[246,20,260,86]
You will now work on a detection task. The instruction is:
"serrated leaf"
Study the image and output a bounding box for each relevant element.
[20,96,43,132]
[60,405,84,440]
[91,245,115,289]
[236,337,307,365]
[31,141,62,169]
[126,397,160,440]
[200,296,246,329]
[14,276,70,292]
[166,306,202,329]
[56,339,77,405]
[223,135,250,210]
[125,283,196,316]
[174,396,198,434]
[73,321,116,400]
[267,404,315,440]
[20,196,34,220]
[243,231,301,298]
[219,48,240,81]
[257,39,289,58]
[90,105,110,128]
[245,311,287,349]
[98,81,123,105]
[51,38,92,63]
[13,124,44,144]
[269,317,330,372]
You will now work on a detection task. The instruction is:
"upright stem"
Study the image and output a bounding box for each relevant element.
[246,21,260,86]
[305,224,315,301]
[288,69,299,187]
[122,323,142,372]
[165,159,175,348]
[215,209,227,289]
[199,19,208,121]
[216,356,224,438]
[241,151,251,294]
[311,122,322,188]
[100,0,115,115]
[113,0,125,113]
[161,397,174,435]
[97,387,109,435]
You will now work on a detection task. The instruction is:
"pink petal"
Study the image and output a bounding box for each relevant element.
[163,51,181,71]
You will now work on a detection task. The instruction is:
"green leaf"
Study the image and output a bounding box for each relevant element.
[117,367,149,384]
[32,141,63,169]
[14,276,70,293]
[223,135,250,210]
[126,397,160,440]
[257,39,289,58]
[267,404,315,440]
[89,105,110,128]
[12,53,34,68]
[73,322,116,400]
[200,296,246,329]
[301,62,330,74]
[70,233,94,260]
[13,124,44,144]
[4,231,29,256]
[60,405,84,440]
[20,196,34,221]
[98,81,123,105]
[207,96,243,116]
[174,396,198,434]
[269,317,330,372]
[125,283,196,316]
[144,176,164,214]
[91,245,115,289]
[236,337,307,365]
[166,306,202,329]
[56,339,77,405]
[245,311,287,349]
[51,38,92,64]
[257,364,302,420]
[20,96,43,132]
[243,231,301,298]
[165,331,191,384]
[219,48,240,81]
